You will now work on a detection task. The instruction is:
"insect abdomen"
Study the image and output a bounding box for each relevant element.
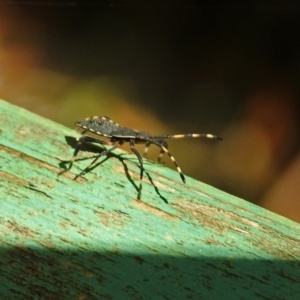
[75,116,120,137]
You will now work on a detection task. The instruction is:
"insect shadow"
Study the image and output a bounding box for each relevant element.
[59,136,168,203]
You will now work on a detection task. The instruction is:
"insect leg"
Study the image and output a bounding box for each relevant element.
[143,142,151,158]
[152,141,186,183]
[60,136,111,175]
[59,136,99,174]
[74,143,119,179]
[144,139,168,164]
[130,140,144,180]
[157,140,168,164]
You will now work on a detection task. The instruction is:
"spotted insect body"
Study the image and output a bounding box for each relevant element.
[63,116,222,183]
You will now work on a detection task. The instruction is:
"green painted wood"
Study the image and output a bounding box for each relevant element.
[0,99,300,300]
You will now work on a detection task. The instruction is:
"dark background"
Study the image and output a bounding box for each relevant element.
[1,1,300,222]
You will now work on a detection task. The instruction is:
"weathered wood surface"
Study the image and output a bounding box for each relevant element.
[0,99,299,299]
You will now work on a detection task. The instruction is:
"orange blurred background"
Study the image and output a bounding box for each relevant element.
[1,3,300,222]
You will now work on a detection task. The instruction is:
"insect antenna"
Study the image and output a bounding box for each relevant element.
[153,133,222,140]
[147,133,222,183]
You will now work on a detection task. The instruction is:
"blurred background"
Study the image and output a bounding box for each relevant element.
[1,1,300,222]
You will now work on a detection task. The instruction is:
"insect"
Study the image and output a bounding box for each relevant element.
[61,116,222,183]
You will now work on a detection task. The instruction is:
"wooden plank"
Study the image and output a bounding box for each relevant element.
[0,99,300,299]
